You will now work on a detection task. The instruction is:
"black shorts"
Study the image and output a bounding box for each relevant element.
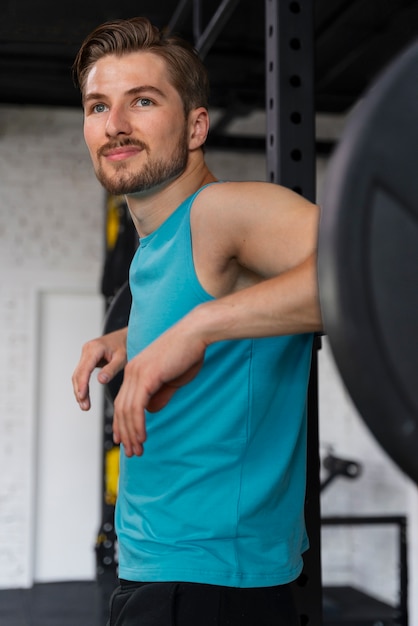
[108,579,299,626]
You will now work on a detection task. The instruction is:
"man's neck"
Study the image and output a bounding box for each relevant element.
[125,161,217,238]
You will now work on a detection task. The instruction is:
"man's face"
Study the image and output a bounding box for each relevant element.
[82,51,190,196]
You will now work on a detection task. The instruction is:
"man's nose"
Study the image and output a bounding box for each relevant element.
[105,106,132,137]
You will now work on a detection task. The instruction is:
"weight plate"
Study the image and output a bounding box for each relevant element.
[319,42,418,483]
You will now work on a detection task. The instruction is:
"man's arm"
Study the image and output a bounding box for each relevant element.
[194,254,321,339]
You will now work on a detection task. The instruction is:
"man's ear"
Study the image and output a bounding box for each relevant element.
[188,107,210,149]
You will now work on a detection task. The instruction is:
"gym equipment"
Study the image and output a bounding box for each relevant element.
[320,452,362,492]
[319,40,418,485]
[102,281,132,402]
[322,515,408,625]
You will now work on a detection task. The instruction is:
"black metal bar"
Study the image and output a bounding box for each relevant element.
[265,2,322,624]
[166,0,193,34]
[195,0,241,59]
[166,0,240,60]
[322,515,408,626]
[322,515,407,526]
[399,517,409,626]
[206,133,336,156]
[300,337,323,625]
[193,0,203,42]
[265,0,316,199]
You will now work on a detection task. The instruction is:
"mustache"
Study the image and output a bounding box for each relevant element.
[97,138,148,157]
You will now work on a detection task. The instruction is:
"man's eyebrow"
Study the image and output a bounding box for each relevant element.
[83,85,166,105]
[82,92,105,105]
[127,85,166,98]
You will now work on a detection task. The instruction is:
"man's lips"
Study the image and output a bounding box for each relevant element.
[102,145,143,161]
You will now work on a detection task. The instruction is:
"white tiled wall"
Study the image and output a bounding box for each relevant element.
[0,279,37,586]
[0,105,104,587]
[0,107,102,273]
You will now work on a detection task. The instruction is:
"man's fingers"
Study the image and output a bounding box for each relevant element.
[78,394,91,411]
[113,386,147,457]
[73,380,91,410]
[113,412,133,457]
[72,365,91,410]
[72,341,105,407]
[97,360,125,385]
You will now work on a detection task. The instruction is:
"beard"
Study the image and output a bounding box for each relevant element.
[94,127,189,196]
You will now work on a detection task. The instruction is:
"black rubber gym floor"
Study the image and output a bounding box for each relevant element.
[0,580,113,626]
[0,581,400,625]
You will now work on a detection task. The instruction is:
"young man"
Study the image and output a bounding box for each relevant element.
[72,16,322,626]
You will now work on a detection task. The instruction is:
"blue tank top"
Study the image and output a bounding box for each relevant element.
[116,184,313,587]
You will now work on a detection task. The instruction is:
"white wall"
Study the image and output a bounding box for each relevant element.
[0,104,416,622]
[0,105,104,587]
[34,290,103,582]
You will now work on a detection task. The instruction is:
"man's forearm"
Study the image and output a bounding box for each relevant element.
[185,255,322,346]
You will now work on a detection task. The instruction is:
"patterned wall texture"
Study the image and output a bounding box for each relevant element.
[0,107,102,272]
[0,105,104,587]
[0,280,35,585]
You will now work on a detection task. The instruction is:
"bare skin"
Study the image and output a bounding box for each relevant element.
[72,51,322,457]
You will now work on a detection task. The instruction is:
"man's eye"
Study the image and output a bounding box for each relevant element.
[136,98,152,107]
[93,103,107,113]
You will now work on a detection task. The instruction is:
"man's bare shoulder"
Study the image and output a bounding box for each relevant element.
[197,179,314,210]
[193,180,316,227]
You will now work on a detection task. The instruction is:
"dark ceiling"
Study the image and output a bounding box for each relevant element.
[1,0,417,125]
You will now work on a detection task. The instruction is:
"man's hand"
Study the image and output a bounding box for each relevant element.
[112,317,207,457]
[72,317,207,458]
[72,327,128,411]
